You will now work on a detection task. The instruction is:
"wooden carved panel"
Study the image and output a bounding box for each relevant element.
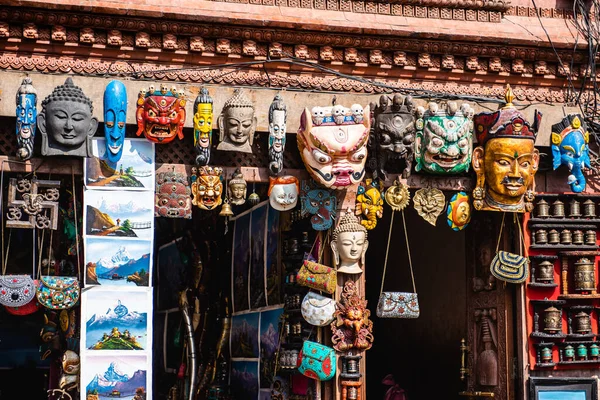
[5,177,60,230]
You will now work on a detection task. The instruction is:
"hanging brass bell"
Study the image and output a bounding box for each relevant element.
[219,201,234,217]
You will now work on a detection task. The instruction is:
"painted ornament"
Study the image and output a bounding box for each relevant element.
[155,170,193,219]
[268,93,287,175]
[355,179,384,230]
[228,168,247,206]
[135,84,186,144]
[472,84,541,212]
[268,175,300,211]
[15,76,37,161]
[191,166,223,210]
[38,77,98,157]
[193,87,213,166]
[330,280,374,352]
[103,80,127,163]
[414,101,474,174]
[331,210,368,274]
[300,180,337,231]
[297,100,370,189]
[384,178,410,211]
[413,188,445,226]
[551,114,590,193]
[217,88,257,153]
[446,192,471,231]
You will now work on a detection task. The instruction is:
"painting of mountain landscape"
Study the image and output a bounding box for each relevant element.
[230,360,259,400]
[85,237,152,287]
[259,307,284,388]
[83,355,148,400]
[85,189,154,241]
[230,312,260,359]
[83,289,150,351]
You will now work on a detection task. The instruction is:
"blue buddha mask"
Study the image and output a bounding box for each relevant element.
[103,80,127,163]
[551,114,590,193]
[15,77,37,160]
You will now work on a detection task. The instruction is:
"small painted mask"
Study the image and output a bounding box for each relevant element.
[472,85,541,213]
[370,94,415,180]
[414,101,474,174]
[228,168,247,206]
[300,180,337,230]
[217,88,257,153]
[135,84,186,144]
[15,77,37,161]
[268,175,300,211]
[268,93,287,175]
[447,192,471,231]
[155,171,192,219]
[355,179,384,230]
[191,166,223,210]
[297,101,370,189]
[193,87,213,165]
[103,80,127,163]
[551,114,590,193]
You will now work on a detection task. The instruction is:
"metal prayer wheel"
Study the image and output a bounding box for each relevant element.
[289,238,299,254]
[577,344,588,360]
[569,198,581,217]
[574,258,596,292]
[590,344,599,359]
[543,306,561,334]
[564,344,575,360]
[585,230,597,245]
[541,345,552,363]
[340,354,362,379]
[573,230,584,245]
[348,387,358,400]
[535,229,548,244]
[537,261,554,283]
[560,229,572,245]
[574,311,591,334]
[583,199,596,218]
[536,199,550,218]
[548,229,560,244]
[552,200,565,218]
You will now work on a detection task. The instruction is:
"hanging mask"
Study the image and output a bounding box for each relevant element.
[551,114,590,193]
[355,179,384,230]
[193,87,213,166]
[268,175,300,211]
[300,180,337,230]
[136,84,186,144]
[268,93,287,175]
[103,80,127,163]
[446,192,471,231]
[413,188,445,226]
[155,171,193,219]
[191,166,223,210]
[15,76,37,161]
[384,178,410,212]
[297,101,370,189]
[217,88,257,153]
[228,168,247,206]
[414,101,474,174]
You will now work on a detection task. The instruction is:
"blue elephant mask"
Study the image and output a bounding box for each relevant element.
[551,114,590,193]
[300,180,337,230]
[16,77,37,160]
[103,80,127,163]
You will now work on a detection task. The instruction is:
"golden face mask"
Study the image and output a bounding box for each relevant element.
[191,167,223,210]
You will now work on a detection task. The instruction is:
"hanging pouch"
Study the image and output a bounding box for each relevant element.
[301,291,335,326]
[490,213,529,284]
[296,340,336,381]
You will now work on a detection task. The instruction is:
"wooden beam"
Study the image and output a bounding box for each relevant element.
[0,156,83,176]
[155,163,310,183]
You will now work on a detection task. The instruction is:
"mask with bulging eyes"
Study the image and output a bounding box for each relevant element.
[268,175,300,211]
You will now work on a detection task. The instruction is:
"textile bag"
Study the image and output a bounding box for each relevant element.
[36,276,80,310]
[296,260,337,294]
[301,291,335,326]
[489,213,529,284]
[376,209,420,319]
[296,340,336,381]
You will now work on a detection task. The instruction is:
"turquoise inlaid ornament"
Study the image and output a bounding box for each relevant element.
[446,191,471,231]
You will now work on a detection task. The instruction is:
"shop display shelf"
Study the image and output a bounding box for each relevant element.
[530,332,567,340]
[527,282,559,289]
[558,294,600,300]
[528,218,600,225]
[530,244,599,250]
[557,359,600,365]
[566,333,596,340]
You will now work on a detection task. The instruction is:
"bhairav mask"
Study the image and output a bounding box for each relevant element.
[38,77,98,157]
[228,168,247,206]
[217,88,257,153]
[331,210,368,274]
[103,80,127,163]
[472,85,541,213]
[447,191,471,231]
[370,94,415,180]
[191,166,223,210]
[297,101,370,189]
[135,84,186,144]
[300,180,337,230]
[355,179,384,230]
[155,171,192,219]
[268,94,287,175]
[414,101,474,174]
[193,87,213,165]
[551,114,590,193]
[268,175,300,211]
[16,77,37,161]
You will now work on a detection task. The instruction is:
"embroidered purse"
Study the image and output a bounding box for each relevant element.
[301,291,336,326]
[296,340,336,381]
[376,209,420,319]
[489,214,529,284]
[0,275,36,308]
[36,276,80,310]
[297,261,337,294]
